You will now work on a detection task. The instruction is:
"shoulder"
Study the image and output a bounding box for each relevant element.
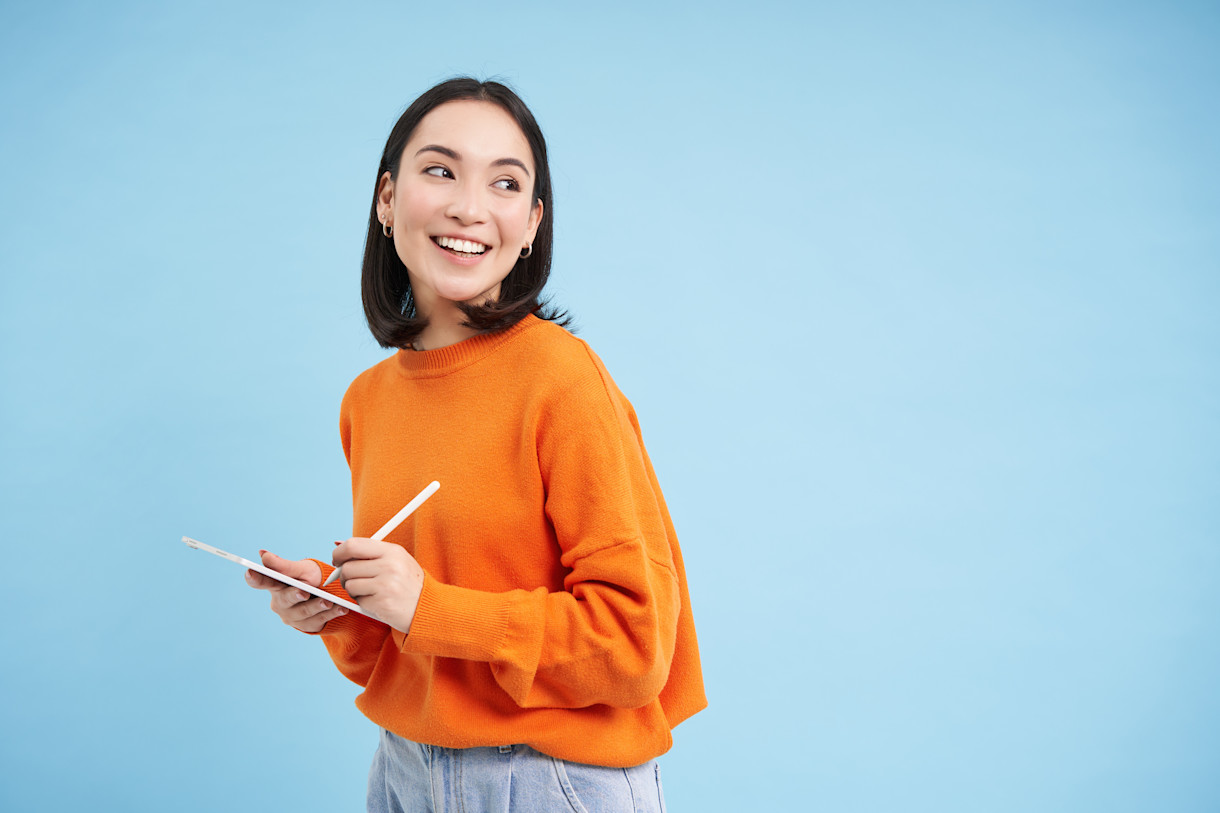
[509,320,643,437]
[515,318,629,403]
[339,353,401,416]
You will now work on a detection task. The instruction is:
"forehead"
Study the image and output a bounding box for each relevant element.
[405,100,533,171]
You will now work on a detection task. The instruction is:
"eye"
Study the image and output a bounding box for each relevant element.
[423,165,453,179]
[492,177,521,192]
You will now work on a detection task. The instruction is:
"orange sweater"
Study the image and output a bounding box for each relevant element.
[314,315,706,767]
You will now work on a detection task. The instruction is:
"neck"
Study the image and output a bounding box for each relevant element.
[413,323,477,351]
[413,300,479,351]
[412,284,502,351]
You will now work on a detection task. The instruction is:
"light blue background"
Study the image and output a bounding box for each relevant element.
[2,1,1217,810]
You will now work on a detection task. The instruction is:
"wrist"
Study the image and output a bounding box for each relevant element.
[385,582,423,635]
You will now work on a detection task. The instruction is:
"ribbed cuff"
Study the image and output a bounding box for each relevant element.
[307,559,379,642]
[399,574,512,661]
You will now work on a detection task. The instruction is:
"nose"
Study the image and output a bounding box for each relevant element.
[445,179,488,225]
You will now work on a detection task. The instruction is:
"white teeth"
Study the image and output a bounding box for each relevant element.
[437,236,486,254]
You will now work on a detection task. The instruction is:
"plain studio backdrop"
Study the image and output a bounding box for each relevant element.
[1,1,1217,810]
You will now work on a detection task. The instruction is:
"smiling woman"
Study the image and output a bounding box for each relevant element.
[242,77,707,813]
[359,79,563,351]
[377,100,544,348]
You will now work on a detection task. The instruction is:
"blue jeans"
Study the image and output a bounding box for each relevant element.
[366,728,667,813]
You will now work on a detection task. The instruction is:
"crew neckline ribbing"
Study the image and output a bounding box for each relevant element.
[394,314,543,378]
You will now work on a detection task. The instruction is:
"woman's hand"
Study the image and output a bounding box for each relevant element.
[245,551,348,633]
[333,538,425,634]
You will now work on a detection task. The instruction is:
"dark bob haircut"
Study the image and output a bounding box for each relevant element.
[361,77,567,349]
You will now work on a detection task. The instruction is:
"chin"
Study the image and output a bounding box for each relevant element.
[432,287,488,307]
[437,280,505,306]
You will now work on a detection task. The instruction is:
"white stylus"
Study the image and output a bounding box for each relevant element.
[321,480,440,587]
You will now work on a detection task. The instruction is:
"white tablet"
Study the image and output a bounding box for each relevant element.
[182,536,371,618]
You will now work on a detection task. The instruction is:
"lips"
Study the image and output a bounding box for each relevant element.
[433,235,487,256]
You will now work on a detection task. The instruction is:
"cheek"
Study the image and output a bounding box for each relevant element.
[497,203,535,242]
[396,183,441,233]
[400,198,434,233]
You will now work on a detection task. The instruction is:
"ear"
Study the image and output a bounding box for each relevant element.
[376,171,395,220]
[524,197,544,246]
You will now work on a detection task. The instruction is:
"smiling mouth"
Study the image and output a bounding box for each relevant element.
[432,236,487,257]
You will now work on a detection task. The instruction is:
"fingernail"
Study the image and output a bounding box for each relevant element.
[337,608,347,615]
[334,540,342,546]
[296,591,308,601]
[259,549,267,556]
[321,601,332,610]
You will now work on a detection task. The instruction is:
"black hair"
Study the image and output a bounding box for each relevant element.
[361,77,567,349]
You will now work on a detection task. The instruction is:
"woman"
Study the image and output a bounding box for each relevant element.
[246,77,706,812]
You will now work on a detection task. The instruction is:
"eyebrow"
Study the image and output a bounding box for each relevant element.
[414,145,531,177]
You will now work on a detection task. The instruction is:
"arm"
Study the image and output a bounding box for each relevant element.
[404,550,679,710]
[244,551,390,687]
[297,382,394,687]
[398,358,682,710]
[310,558,393,687]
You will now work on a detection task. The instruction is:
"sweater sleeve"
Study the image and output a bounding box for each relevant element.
[398,352,682,710]
[310,560,392,687]
[309,378,393,687]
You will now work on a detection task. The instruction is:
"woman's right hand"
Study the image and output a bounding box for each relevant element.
[245,551,348,633]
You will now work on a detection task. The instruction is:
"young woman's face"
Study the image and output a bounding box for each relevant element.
[378,100,543,318]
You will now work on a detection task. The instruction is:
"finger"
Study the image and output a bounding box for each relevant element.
[334,557,383,584]
[260,552,323,586]
[333,537,389,567]
[248,569,315,595]
[289,598,351,631]
[341,575,378,600]
[292,602,350,634]
[309,604,350,628]
[280,594,338,624]
[246,570,280,590]
[269,586,314,615]
[285,595,331,622]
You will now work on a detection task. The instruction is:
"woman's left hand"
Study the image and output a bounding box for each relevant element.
[332,538,426,633]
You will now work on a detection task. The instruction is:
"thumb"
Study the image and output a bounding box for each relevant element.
[259,551,323,586]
